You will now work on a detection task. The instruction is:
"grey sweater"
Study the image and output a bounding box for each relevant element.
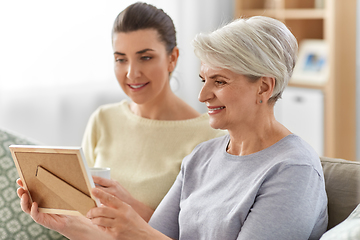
[149,134,328,240]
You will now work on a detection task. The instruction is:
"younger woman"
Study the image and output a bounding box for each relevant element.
[81,2,224,221]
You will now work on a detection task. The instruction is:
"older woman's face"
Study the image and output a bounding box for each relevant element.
[198,63,260,130]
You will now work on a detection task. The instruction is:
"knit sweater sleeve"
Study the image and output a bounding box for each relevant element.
[81,108,99,167]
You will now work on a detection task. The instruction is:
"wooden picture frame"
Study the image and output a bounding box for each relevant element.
[290,39,329,86]
[10,145,100,216]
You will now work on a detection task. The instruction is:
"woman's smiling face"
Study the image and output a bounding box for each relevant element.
[198,63,260,131]
[112,29,176,105]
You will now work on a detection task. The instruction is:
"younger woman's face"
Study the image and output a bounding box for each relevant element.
[112,29,177,105]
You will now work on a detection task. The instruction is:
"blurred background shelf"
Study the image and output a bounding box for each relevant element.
[235,0,357,160]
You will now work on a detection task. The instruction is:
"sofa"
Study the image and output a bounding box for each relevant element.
[320,157,360,239]
[320,156,360,230]
[1,128,359,239]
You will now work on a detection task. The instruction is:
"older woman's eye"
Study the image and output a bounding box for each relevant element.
[198,77,205,83]
[216,80,226,85]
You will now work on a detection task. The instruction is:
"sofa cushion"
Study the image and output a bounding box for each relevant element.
[320,203,360,239]
[0,129,68,239]
[320,156,360,230]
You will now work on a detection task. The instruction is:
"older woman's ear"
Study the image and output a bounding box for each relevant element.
[258,77,276,103]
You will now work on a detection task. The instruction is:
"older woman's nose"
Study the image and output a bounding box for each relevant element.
[198,82,214,103]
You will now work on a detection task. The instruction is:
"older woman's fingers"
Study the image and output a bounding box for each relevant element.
[18,190,43,224]
[91,188,121,209]
[29,202,41,222]
[90,215,114,228]
[92,176,113,188]
[17,186,25,198]
[16,178,23,187]
[87,207,115,226]
[19,191,31,214]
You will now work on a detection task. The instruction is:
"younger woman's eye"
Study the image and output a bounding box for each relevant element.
[115,58,126,63]
[141,56,152,61]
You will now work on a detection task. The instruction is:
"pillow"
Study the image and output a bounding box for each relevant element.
[320,156,360,230]
[320,204,360,240]
[0,129,68,240]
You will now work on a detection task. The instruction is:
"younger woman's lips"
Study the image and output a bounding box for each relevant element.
[128,82,149,90]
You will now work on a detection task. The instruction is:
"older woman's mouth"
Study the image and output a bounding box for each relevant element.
[207,106,225,114]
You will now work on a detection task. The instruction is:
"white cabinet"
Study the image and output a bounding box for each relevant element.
[275,87,324,156]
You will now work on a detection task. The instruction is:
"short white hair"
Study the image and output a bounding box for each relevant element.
[192,16,298,102]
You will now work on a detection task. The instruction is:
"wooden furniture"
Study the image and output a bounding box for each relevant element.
[275,87,324,156]
[235,0,357,160]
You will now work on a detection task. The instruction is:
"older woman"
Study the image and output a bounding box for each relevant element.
[18,16,328,240]
[146,16,328,240]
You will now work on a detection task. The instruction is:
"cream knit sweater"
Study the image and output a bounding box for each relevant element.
[82,100,225,209]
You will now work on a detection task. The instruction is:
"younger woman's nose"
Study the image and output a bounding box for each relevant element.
[126,62,141,80]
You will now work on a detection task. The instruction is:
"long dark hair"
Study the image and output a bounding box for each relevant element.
[112,2,177,54]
